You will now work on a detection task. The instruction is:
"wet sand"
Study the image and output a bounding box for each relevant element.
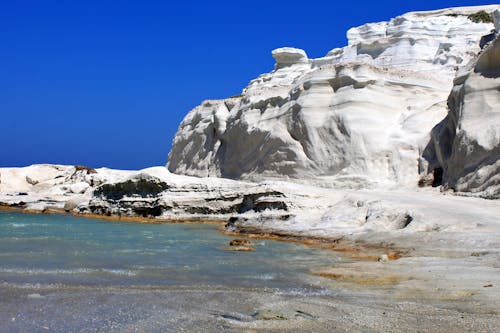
[1,280,499,332]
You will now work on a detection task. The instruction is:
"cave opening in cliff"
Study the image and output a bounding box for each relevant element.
[432,167,443,187]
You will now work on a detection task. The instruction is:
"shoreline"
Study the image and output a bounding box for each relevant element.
[1,182,499,331]
[0,204,406,262]
[1,209,498,332]
[0,204,225,224]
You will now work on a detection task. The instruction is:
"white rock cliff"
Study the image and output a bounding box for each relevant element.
[167,5,499,194]
[426,25,500,198]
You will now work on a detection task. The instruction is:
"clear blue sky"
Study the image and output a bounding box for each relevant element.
[0,0,494,169]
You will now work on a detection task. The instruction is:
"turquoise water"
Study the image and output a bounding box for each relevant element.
[0,212,340,290]
[2,212,496,332]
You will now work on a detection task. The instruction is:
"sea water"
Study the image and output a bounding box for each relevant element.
[0,211,347,331]
[0,211,340,290]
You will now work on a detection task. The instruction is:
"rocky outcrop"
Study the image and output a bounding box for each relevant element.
[85,187,288,219]
[272,47,309,69]
[0,164,128,211]
[167,6,498,189]
[424,32,500,198]
[82,170,289,219]
[94,174,169,200]
[0,165,290,219]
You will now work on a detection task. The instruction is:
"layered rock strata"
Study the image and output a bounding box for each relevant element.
[0,165,289,221]
[167,6,498,193]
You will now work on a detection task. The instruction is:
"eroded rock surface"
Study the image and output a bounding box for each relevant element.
[425,33,500,198]
[0,165,290,221]
[168,6,498,191]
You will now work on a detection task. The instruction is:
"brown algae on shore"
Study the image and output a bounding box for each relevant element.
[223,229,408,262]
[312,262,411,286]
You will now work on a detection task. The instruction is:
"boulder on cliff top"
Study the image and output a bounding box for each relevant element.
[272,47,309,69]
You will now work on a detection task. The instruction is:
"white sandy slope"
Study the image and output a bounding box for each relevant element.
[167,5,498,193]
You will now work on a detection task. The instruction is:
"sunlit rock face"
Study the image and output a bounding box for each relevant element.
[272,47,309,69]
[0,165,290,220]
[425,33,500,199]
[168,6,498,189]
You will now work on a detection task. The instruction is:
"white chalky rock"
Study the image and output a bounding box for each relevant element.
[70,182,90,194]
[272,47,309,69]
[168,6,498,191]
[425,35,500,198]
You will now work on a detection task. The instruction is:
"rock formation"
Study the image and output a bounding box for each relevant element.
[0,6,499,237]
[425,10,500,198]
[167,6,498,193]
[0,165,289,221]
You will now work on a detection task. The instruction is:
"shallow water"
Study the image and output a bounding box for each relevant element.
[1,212,499,332]
[0,211,340,290]
[0,212,349,331]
